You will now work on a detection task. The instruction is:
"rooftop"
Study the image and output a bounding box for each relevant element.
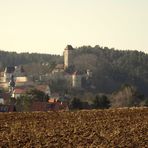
[64,45,74,50]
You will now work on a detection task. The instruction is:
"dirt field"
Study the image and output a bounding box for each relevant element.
[0,108,148,147]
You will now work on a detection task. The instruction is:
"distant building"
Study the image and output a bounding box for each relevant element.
[72,71,83,88]
[64,45,74,69]
[4,66,15,82]
[50,45,93,89]
[52,64,64,74]
[15,76,33,87]
[13,65,26,77]
[12,88,27,99]
[0,65,33,92]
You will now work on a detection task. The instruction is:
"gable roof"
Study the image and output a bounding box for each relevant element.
[64,45,74,50]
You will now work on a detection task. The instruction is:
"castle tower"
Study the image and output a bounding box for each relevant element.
[64,45,74,69]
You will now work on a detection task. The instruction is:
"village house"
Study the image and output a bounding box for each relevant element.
[4,66,15,82]
[12,88,27,99]
[0,45,94,112]
[52,64,64,74]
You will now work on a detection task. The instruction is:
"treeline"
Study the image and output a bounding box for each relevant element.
[70,84,148,110]
[0,50,62,70]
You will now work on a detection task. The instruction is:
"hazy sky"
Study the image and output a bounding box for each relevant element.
[0,0,148,55]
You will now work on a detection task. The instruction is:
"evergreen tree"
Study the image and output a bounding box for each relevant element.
[71,97,82,109]
[93,95,110,109]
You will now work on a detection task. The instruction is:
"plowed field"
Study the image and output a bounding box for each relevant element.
[0,108,148,147]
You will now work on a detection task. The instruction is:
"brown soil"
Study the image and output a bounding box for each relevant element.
[0,108,148,147]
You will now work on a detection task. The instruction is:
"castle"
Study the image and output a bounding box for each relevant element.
[51,45,92,89]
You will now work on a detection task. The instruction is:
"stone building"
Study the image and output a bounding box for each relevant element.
[72,71,83,88]
[50,45,92,89]
[64,45,74,69]
[4,66,15,82]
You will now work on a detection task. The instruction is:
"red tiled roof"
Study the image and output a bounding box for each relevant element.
[48,98,58,103]
[64,45,73,50]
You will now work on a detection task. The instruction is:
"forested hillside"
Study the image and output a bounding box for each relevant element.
[73,46,148,95]
[0,46,148,95]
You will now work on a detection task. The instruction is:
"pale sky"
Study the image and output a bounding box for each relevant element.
[0,0,148,55]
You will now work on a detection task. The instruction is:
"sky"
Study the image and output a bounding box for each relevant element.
[0,0,148,55]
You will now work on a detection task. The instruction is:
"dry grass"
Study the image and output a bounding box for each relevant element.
[0,108,148,147]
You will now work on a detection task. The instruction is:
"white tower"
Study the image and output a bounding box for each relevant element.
[72,71,82,88]
[64,45,74,69]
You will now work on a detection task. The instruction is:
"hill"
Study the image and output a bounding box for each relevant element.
[72,46,148,95]
[0,46,148,95]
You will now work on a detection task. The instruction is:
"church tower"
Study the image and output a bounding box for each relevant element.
[64,45,74,69]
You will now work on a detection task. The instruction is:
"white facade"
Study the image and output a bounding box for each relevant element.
[0,98,4,104]
[72,74,82,88]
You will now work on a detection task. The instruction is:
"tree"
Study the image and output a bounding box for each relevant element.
[140,98,148,107]
[15,95,32,112]
[50,76,69,93]
[70,97,82,109]
[111,84,144,107]
[26,89,46,102]
[93,95,110,109]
